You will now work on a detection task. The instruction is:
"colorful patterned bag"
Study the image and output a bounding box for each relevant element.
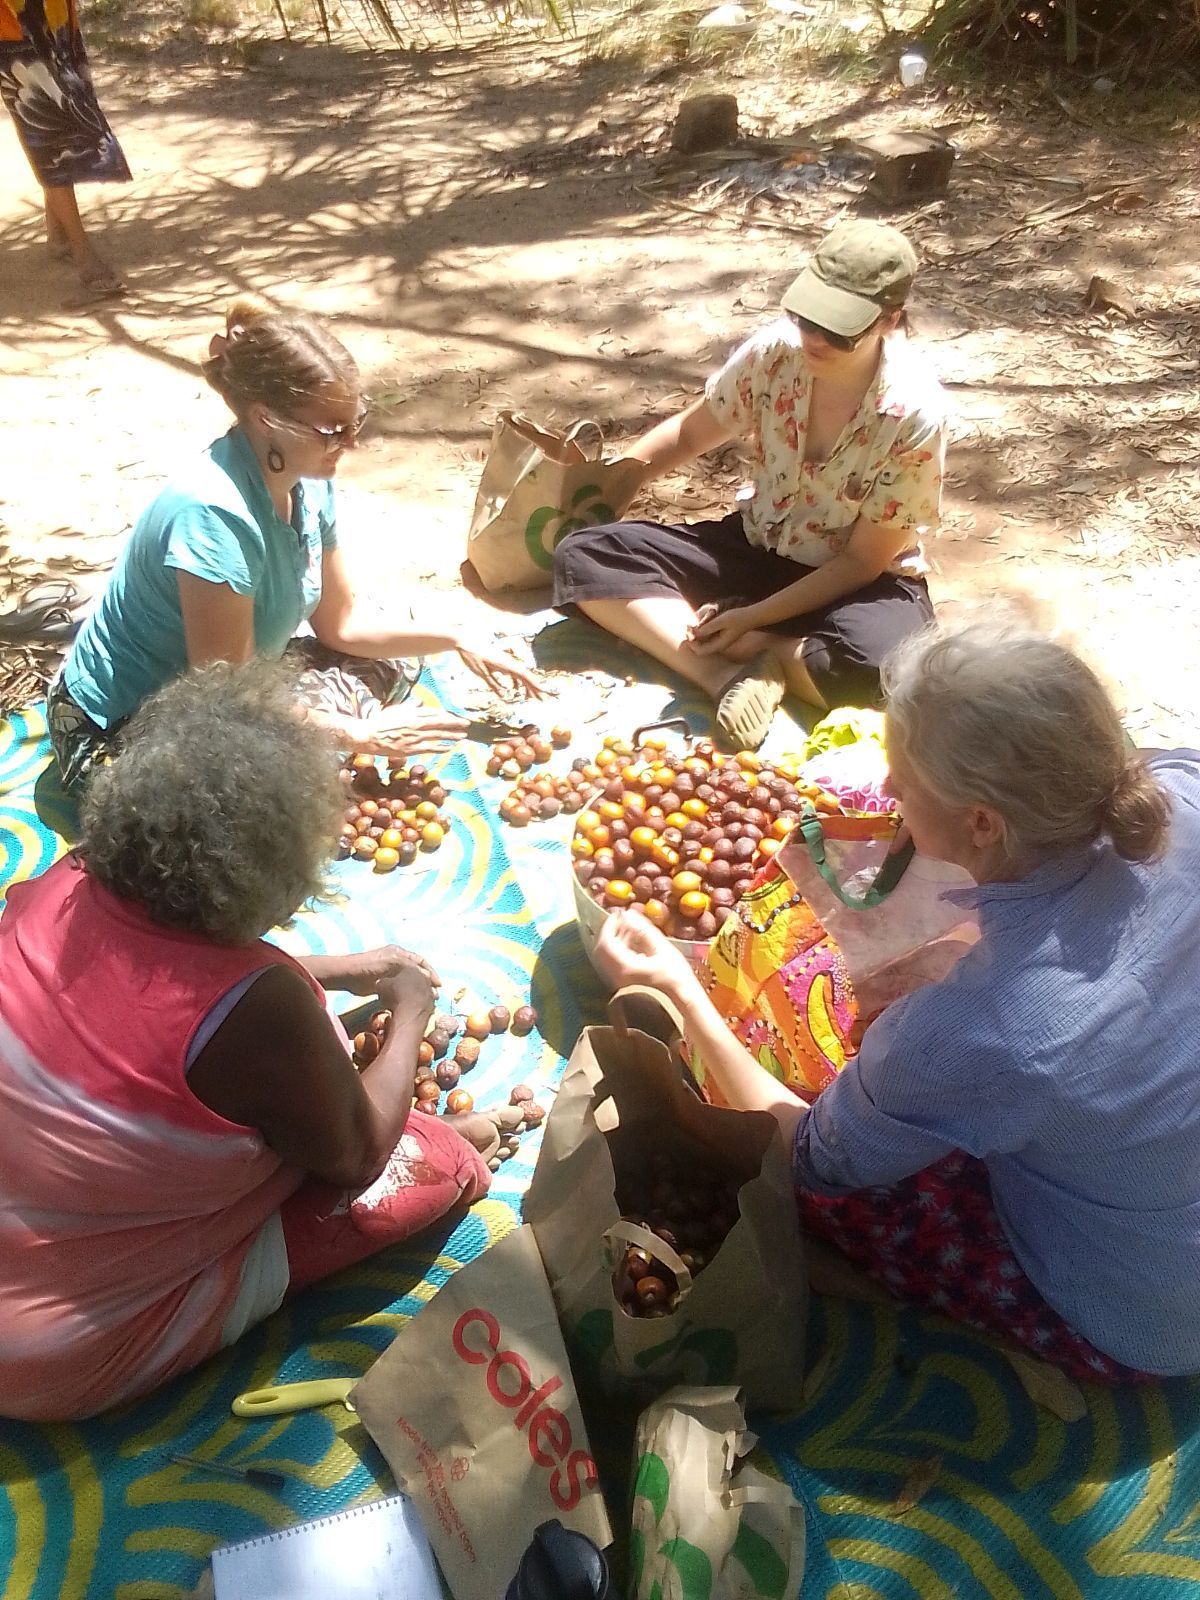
[694,803,978,1099]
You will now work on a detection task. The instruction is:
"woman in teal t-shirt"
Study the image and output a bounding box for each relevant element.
[52,298,537,790]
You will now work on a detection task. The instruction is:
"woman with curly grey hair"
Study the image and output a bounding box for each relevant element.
[595,623,1200,1381]
[0,663,495,1422]
[49,297,539,792]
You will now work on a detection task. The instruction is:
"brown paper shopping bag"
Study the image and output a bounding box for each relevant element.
[353,1224,613,1600]
[523,990,808,1413]
[630,1386,805,1600]
[466,411,639,592]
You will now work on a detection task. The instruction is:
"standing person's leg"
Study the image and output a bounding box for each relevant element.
[43,184,122,290]
[0,0,131,293]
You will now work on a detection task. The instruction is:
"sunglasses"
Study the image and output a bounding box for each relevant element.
[787,312,881,353]
[267,397,373,448]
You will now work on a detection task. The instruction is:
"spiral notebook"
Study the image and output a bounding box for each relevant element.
[210,1493,444,1599]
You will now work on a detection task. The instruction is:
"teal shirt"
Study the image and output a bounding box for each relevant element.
[65,428,338,729]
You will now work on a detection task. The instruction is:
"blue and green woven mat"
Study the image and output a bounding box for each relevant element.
[2,641,1199,1599]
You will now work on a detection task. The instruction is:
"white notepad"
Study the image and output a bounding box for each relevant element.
[211,1493,444,1600]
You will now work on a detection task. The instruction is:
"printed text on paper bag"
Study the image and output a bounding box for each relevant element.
[452,1309,600,1510]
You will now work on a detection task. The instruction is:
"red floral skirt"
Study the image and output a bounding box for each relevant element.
[798,1150,1150,1383]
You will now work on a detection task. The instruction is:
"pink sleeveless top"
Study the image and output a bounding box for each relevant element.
[0,855,320,1420]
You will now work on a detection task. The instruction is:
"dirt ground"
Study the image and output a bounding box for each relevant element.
[2,12,1198,739]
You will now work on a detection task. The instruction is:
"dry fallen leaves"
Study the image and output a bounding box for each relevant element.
[1004,1349,1088,1422]
[1085,275,1136,319]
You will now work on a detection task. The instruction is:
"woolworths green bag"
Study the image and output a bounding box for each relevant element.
[466,411,639,592]
[631,1387,805,1600]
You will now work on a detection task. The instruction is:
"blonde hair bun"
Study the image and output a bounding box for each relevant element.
[223,294,272,339]
[200,299,358,416]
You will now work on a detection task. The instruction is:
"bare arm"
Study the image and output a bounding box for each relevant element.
[186,963,435,1191]
[746,517,917,624]
[177,572,256,667]
[592,913,810,1146]
[310,545,463,659]
[617,398,736,491]
[297,943,441,996]
[310,545,541,704]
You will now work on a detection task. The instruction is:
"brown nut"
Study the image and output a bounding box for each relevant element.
[635,1275,669,1307]
[353,1030,380,1065]
[445,1089,475,1115]
[509,1083,535,1105]
[464,1010,493,1041]
[414,1079,441,1104]
[435,1060,461,1091]
[522,1102,546,1128]
[511,1005,538,1037]
[489,1005,512,1034]
[455,1038,481,1071]
[624,1247,653,1283]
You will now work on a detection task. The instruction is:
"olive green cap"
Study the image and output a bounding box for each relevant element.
[781,220,918,336]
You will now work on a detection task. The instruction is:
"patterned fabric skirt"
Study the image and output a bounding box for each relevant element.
[798,1151,1151,1383]
[0,0,130,189]
[47,640,421,794]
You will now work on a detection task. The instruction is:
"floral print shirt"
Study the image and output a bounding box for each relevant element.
[704,319,946,576]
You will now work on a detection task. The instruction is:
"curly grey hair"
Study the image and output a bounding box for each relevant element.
[883,622,1170,866]
[79,662,344,943]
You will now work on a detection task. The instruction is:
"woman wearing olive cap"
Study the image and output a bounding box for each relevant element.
[553,221,945,749]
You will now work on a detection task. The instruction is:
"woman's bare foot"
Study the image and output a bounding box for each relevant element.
[443,1104,526,1163]
[76,252,125,296]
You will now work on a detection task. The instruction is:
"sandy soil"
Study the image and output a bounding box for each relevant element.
[2,16,1197,738]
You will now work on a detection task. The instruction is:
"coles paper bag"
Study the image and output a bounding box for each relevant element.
[353,1225,612,1600]
[630,1387,805,1600]
[466,411,639,592]
[522,990,807,1413]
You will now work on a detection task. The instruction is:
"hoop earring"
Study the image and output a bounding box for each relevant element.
[266,445,286,474]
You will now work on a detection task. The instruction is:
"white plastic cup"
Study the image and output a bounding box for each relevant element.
[898,48,928,88]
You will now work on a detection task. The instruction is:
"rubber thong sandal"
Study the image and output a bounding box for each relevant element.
[0,581,81,645]
[715,649,786,752]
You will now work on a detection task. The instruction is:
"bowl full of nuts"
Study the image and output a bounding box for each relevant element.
[569,725,835,972]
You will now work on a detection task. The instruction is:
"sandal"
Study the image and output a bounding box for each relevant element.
[715,649,785,752]
[0,580,81,645]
